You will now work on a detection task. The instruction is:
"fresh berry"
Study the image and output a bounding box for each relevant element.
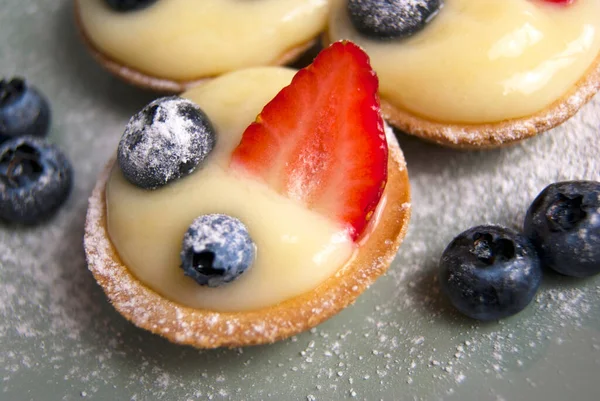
[230,41,387,241]
[542,0,575,5]
[118,96,216,190]
[180,214,255,287]
[524,181,600,278]
[347,0,443,40]
[0,136,72,224]
[439,225,542,321]
[0,78,50,142]
[105,0,158,11]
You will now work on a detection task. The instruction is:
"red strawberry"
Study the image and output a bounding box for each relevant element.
[543,0,574,4]
[230,41,387,241]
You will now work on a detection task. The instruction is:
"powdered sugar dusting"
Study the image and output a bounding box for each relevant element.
[4,95,599,398]
[117,96,215,189]
[180,214,255,287]
[348,0,442,39]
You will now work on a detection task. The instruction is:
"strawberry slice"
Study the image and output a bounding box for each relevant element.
[230,41,387,241]
[543,0,574,4]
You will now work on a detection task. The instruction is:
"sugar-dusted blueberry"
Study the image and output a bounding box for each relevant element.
[180,214,255,287]
[0,78,50,142]
[0,136,72,224]
[105,0,158,12]
[524,181,600,278]
[347,0,443,40]
[439,225,542,321]
[117,96,216,190]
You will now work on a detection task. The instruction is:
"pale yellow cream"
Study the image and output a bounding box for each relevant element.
[78,0,328,81]
[105,68,354,312]
[329,0,600,123]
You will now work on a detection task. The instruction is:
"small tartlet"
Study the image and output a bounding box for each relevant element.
[74,0,325,92]
[84,137,410,348]
[379,53,600,149]
[326,0,600,149]
[83,42,411,348]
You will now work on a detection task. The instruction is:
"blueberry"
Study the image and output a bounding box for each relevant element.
[347,0,443,40]
[439,225,542,321]
[105,0,158,12]
[524,181,600,278]
[0,136,72,224]
[0,78,50,142]
[180,214,255,287]
[117,96,216,190]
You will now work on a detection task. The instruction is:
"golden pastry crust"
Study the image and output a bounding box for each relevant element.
[84,134,410,349]
[74,0,318,93]
[380,52,600,149]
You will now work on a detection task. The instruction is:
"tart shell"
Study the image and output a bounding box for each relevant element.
[83,135,411,348]
[380,52,600,149]
[74,0,318,93]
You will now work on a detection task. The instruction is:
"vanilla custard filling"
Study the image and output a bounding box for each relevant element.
[78,0,329,81]
[105,68,355,312]
[329,0,600,123]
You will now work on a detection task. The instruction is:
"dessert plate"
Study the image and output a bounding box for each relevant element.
[1,1,599,400]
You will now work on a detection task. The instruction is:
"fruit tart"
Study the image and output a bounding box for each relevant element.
[84,41,411,348]
[327,0,600,148]
[74,0,330,92]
